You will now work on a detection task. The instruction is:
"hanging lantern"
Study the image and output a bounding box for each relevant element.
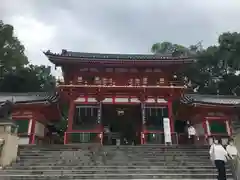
[117,108,124,116]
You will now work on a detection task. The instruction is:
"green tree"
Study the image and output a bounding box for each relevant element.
[151,32,240,95]
[0,20,28,76]
[0,65,56,92]
[218,32,240,70]
[151,41,194,56]
[0,20,56,92]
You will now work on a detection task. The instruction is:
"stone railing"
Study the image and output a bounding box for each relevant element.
[0,133,19,168]
[0,122,19,168]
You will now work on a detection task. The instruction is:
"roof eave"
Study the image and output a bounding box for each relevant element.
[188,102,240,108]
[14,101,50,106]
[47,58,195,66]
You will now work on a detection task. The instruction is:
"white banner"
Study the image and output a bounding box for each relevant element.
[163,117,172,144]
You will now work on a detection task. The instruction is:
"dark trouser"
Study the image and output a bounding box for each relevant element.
[215,160,226,180]
[188,135,195,144]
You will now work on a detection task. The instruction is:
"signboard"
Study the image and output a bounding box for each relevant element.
[163,117,172,144]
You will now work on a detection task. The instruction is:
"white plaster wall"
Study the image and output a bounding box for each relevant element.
[34,121,45,137]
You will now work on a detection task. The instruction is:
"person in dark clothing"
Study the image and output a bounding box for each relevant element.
[215,160,227,180]
[46,124,63,144]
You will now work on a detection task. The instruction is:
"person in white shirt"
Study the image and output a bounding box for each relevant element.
[187,124,197,144]
[209,138,228,180]
[226,138,238,159]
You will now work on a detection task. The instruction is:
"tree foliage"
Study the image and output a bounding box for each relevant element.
[0,20,28,77]
[0,65,56,92]
[0,20,56,92]
[151,32,240,95]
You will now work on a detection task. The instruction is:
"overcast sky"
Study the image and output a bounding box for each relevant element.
[1,0,240,75]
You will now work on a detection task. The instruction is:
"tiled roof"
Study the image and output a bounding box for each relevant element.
[181,93,240,106]
[44,50,195,62]
[0,101,9,112]
[0,92,59,104]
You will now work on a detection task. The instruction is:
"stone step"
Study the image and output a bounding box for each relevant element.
[18,155,210,159]
[19,153,209,157]
[19,151,209,154]
[9,145,226,180]
[0,173,233,179]
[0,178,234,180]
[10,162,217,167]
[15,161,212,165]
[19,146,209,149]
[25,148,208,150]
[5,165,218,170]
[16,157,212,161]
[0,168,232,174]
[19,149,209,152]
[17,159,212,162]
[17,160,211,164]
[17,153,211,158]
[19,152,210,155]
[19,144,209,147]
[19,154,209,161]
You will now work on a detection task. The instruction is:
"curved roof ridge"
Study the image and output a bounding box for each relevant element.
[0,91,59,104]
[44,50,194,60]
[185,93,240,99]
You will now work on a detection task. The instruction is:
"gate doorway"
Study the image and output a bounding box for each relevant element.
[102,104,142,145]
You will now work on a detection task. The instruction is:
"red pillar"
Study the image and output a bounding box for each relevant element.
[201,117,207,144]
[66,99,75,144]
[67,100,75,131]
[229,119,233,136]
[29,114,36,144]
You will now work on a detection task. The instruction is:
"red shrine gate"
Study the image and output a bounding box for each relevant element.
[45,50,195,145]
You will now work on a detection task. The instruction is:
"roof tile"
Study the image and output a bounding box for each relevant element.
[44,50,193,61]
[181,93,240,106]
[0,92,59,104]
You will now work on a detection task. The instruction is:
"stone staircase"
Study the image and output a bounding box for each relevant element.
[0,144,233,180]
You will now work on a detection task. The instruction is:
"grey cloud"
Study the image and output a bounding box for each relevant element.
[1,0,240,68]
